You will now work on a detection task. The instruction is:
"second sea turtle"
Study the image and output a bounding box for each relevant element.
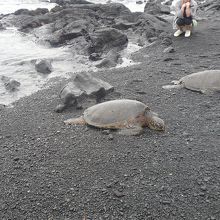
[163,70,220,93]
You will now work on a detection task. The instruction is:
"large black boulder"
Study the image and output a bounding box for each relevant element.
[14,8,49,16]
[52,19,94,45]
[0,22,5,30]
[96,49,121,68]
[144,0,170,15]
[1,11,51,32]
[200,0,220,15]
[55,72,114,112]
[89,28,128,54]
[71,3,131,17]
[134,13,169,39]
[35,59,53,74]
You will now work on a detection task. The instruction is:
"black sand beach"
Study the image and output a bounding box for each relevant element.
[0,1,220,219]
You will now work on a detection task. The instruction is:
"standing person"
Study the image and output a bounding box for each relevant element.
[172,0,198,37]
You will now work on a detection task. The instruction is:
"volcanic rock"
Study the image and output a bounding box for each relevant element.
[1,76,21,92]
[56,72,114,112]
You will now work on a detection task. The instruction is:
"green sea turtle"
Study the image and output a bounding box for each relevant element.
[163,70,220,93]
[64,99,165,135]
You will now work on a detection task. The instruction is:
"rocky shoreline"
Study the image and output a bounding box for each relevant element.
[0,0,171,67]
[0,0,220,219]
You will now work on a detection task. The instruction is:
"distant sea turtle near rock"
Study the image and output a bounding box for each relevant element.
[64,99,165,135]
[163,70,220,93]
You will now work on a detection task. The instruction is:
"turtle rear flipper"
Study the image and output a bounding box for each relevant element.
[162,80,183,90]
[118,126,143,136]
[64,116,86,125]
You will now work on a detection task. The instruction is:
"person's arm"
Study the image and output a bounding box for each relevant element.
[175,0,184,18]
[185,2,191,17]
[181,3,187,16]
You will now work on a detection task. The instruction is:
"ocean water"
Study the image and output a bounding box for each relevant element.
[0,0,57,15]
[0,0,144,105]
[0,28,92,105]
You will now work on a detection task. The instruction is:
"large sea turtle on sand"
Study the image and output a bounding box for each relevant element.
[163,70,220,93]
[64,99,165,135]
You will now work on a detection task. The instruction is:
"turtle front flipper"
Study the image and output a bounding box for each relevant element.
[64,116,86,125]
[200,89,216,95]
[118,126,144,136]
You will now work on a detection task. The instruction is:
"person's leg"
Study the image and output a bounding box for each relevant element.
[184,4,193,36]
[185,17,193,28]
[174,18,184,37]
[184,17,193,37]
[176,18,185,30]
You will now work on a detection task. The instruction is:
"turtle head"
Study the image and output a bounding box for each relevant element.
[145,110,165,131]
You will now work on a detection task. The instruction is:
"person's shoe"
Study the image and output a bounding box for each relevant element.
[185,30,191,37]
[174,29,183,37]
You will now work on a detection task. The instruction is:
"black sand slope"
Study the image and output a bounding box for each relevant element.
[0,4,220,220]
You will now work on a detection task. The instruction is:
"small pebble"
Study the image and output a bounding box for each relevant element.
[163,57,174,62]
[204,177,211,182]
[160,200,171,205]
[163,46,175,53]
[108,134,114,140]
[200,185,207,191]
[113,190,125,198]
[13,157,20,161]
[102,130,110,135]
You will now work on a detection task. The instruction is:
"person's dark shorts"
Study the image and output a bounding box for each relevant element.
[176,16,193,26]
